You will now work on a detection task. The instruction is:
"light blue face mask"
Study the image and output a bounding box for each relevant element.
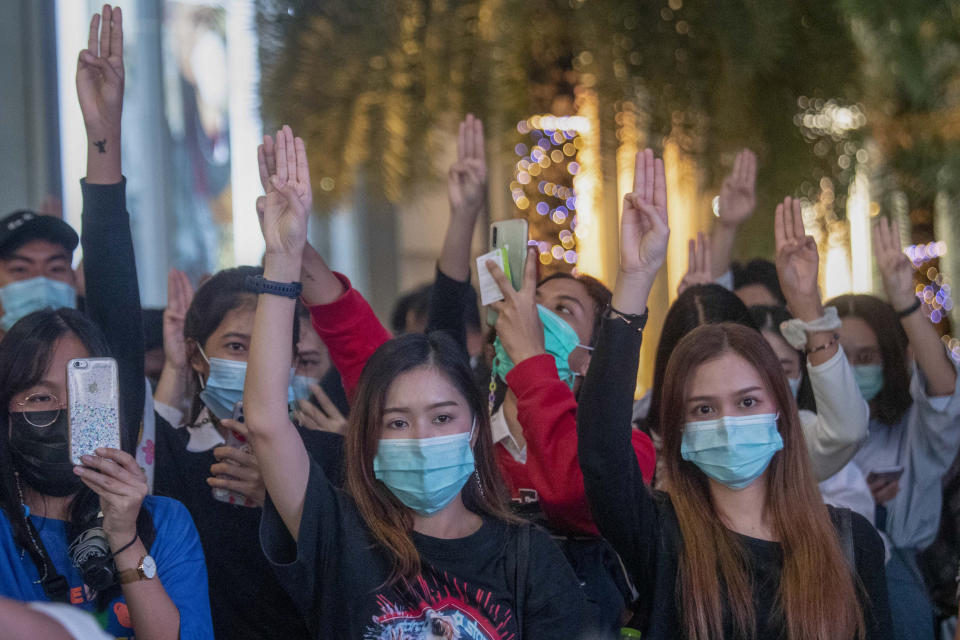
[853,364,884,402]
[373,426,476,516]
[492,304,591,389]
[292,375,320,401]
[787,376,801,399]
[0,276,76,331]
[197,346,295,420]
[681,413,784,490]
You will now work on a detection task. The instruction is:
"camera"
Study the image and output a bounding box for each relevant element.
[69,525,115,591]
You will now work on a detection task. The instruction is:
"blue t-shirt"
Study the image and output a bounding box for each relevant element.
[0,495,213,639]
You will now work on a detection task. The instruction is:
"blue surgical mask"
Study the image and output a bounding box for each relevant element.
[0,276,76,331]
[853,364,883,402]
[492,304,591,389]
[681,413,784,490]
[292,375,320,401]
[197,346,296,420]
[787,376,801,399]
[373,429,476,515]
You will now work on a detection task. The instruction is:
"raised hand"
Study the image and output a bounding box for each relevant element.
[717,149,757,228]
[620,149,670,277]
[678,232,712,296]
[873,217,916,311]
[76,5,124,139]
[448,114,487,220]
[774,196,821,321]
[262,126,310,258]
[258,125,312,214]
[488,249,545,364]
[163,269,194,372]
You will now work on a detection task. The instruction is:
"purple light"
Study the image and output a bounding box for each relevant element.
[536,202,550,215]
[568,162,580,175]
[564,250,578,264]
[566,197,577,209]
[515,143,528,156]
[932,309,943,323]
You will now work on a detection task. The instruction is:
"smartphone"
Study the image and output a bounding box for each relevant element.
[866,466,904,486]
[67,358,121,465]
[486,219,530,326]
[211,401,257,507]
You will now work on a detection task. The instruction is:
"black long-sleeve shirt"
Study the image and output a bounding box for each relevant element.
[80,178,145,454]
[576,314,893,639]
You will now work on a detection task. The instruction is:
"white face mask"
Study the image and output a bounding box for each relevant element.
[787,376,801,399]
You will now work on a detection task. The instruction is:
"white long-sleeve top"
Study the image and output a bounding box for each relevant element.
[800,345,871,480]
[853,358,960,550]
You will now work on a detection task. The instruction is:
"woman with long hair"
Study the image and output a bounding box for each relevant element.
[827,217,960,640]
[242,135,585,638]
[577,150,891,639]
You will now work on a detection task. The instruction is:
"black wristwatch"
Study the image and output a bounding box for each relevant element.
[244,275,303,299]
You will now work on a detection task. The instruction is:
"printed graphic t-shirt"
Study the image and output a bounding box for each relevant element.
[0,495,213,639]
[260,460,586,639]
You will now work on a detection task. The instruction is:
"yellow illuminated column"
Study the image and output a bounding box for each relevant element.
[847,165,873,293]
[572,88,607,284]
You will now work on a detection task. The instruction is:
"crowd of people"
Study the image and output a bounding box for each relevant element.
[1,5,960,639]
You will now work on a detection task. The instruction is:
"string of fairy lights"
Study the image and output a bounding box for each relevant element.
[510,115,589,271]
[905,241,960,362]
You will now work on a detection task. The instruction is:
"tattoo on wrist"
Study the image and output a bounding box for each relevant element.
[93,139,107,154]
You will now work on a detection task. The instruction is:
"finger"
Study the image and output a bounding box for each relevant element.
[212,446,257,468]
[643,149,655,204]
[732,152,743,184]
[99,5,110,59]
[276,182,306,214]
[874,217,890,256]
[486,260,515,298]
[687,238,696,272]
[263,134,276,178]
[257,145,270,190]
[91,448,145,480]
[463,115,474,159]
[632,150,644,194]
[456,121,466,162]
[653,157,667,215]
[210,462,259,483]
[309,384,344,420]
[774,202,785,250]
[275,129,288,183]
[75,465,139,498]
[206,476,259,499]
[110,6,122,60]
[696,232,707,274]
[476,118,486,166]
[87,13,100,56]
[221,417,249,438]
[791,198,804,239]
[744,150,757,186]
[703,234,712,275]
[521,247,538,292]
[889,218,902,253]
[283,126,297,181]
[295,137,311,193]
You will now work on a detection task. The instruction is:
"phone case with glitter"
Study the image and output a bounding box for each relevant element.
[67,358,121,465]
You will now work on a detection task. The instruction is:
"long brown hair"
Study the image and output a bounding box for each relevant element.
[344,331,516,585]
[659,323,864,640]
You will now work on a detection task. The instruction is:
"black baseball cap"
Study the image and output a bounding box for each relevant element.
[0,210,80,256]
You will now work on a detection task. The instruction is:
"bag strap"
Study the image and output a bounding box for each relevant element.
[513,522,531,638]
[23,515,70,603]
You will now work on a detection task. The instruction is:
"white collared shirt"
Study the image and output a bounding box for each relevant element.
[154,401,226,452]
[490,409,527,463]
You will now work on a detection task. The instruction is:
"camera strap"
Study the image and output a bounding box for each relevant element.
[22,515,70,603]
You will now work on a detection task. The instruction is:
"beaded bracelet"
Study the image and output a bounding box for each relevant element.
[606,305,648,333]
[806,332,840,355]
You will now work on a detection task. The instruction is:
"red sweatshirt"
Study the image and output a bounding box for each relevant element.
[500,354,656,536]
[307,275,656,536]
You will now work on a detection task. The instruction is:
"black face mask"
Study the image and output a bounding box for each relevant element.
[9,412,82,497]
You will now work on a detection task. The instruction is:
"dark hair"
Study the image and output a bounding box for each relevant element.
[538,272,612,346]
[390,283,432,335]
[183,266,299,420]
[828,294,912,425]
[0,308,154,611]
[344,331,516,585]
[748,305,816,412]
[646,284,757,436]
[732,259,786,305]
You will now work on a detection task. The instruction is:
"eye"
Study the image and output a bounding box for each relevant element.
[555,304,572,316]
[298,358,320,368]
[225,342,247,353]
[25,394,54,405]
[433,414,453,425]
[739,396,758,408]
[49,266,69,275]
[689,404,714,418]
[385,418,408,430]
[8,266,27,275]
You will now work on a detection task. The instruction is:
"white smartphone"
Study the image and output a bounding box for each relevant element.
[211,401,257,507]
[67,358,121,465]
[486,219,530,326]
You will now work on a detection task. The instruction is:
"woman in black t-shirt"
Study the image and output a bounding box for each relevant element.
[577,149,891,640]
[244,128,586,639]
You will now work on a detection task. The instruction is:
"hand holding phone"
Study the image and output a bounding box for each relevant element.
[485,219,529,326]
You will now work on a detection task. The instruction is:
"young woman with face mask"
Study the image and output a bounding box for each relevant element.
[576,157,892,636]
[150,258,345,638]
[244,139,586,639]
[825,217,960,640]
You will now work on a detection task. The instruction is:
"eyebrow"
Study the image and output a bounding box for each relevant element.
[384,401,461,413]
[687,385,765,403]
[220,332,250,341]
